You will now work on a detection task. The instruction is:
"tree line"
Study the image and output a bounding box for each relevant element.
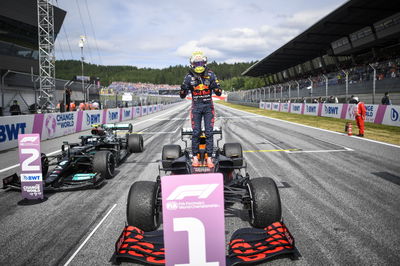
[55,60,265,91]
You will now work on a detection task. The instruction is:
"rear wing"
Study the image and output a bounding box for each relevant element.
[181,127,223,148]
[181,127,222,136]
[99,123,133,133]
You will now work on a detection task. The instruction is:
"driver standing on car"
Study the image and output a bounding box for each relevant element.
[180,51,222,168]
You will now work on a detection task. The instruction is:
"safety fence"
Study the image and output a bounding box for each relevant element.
[258,101,400,128]
[0,102,180,151]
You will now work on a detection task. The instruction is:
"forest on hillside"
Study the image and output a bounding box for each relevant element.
[55,60,266,91]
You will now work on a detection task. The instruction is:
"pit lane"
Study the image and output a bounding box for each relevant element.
[0,101,399,265]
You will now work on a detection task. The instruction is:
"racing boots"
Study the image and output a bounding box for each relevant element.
[192,156,201,167]
[206,157,214,168]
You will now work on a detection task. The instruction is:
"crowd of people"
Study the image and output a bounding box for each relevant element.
[295,58,400,90]
[106,82,180,95]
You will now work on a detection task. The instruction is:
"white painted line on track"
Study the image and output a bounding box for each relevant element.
[64,204,117,266]
[0,149,61,173]
[217,103,400,149]
[0,104,189,173]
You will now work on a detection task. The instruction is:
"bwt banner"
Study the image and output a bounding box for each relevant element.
[142,106,148,116]
[42,112,77,140]
[106,108,120,123]
[303,104,320,116]
[321,103,344,119]
[382,105,400,127]
[134,106,141,118]
[162,173,226,266]
[265,102,272,110]
[80,110,103,131]
[18,134,44,200]
[281,103,290,112]
[121,107,133,121]
[0,115,35,150]
[259,102,265,109]
[272,103,280,111]
[290,103,303,114]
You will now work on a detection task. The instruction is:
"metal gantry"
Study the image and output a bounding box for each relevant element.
[37,0,56,111]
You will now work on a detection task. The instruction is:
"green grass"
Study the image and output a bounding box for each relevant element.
[216,101,400,145]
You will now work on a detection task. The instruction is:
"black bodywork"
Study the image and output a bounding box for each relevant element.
[3,123,144,192]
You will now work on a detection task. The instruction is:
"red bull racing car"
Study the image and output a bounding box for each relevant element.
[114,128,297,265]
[126,127,281,231]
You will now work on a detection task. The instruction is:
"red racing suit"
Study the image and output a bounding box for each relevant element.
[354,102,366,135]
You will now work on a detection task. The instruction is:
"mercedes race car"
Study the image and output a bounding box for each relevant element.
[126,127,281,231]
[3,123,144,191]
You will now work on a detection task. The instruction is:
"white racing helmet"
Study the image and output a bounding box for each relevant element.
[190,51,207,74]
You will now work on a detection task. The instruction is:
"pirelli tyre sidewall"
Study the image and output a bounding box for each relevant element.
[247,177,282,228]
[128,134,144,153]
[161,144,182,169]
[41,153,49,177]
[93,151,115,179]
[127,181,160,231]
[223,143,243,167]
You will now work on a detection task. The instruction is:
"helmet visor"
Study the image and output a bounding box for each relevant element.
[192,61,206,67]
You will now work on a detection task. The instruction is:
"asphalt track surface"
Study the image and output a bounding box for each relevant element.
[1,101,399,266]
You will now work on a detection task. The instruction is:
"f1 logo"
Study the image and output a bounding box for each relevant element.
[167,184,218,200]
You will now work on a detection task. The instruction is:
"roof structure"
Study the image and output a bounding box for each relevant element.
[243,0,400,77]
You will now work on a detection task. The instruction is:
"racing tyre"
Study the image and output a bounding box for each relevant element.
[128,134,144,153]
[93,151,115,179]
[162,145,181,168]
[223,143,243,167]
[247,177,282,228]
[41,153,49,176]
[127,181,160,231]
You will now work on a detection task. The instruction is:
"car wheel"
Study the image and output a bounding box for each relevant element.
[161,145,181,169]
[41,153,49,177]
[93,151,115,179]
[127,181,160,231]
[247,177,282,228]
[223,143,243,167]
[128,134,144,153]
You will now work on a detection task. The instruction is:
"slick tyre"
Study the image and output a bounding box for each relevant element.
[127,181,160,231]
[162,145,181,169]
[128,134,144,153]
[247,177,282,228]
[41,153,49,176]
[223,143,243,167]
[93,151,115,179]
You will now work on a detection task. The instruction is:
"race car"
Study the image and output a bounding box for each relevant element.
[126,127,281,231]
[3,123,144,191]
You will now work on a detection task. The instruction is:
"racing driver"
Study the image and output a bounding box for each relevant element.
[180,51,222,168]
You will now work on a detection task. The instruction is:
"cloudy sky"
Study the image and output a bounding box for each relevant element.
[54,0,348,68]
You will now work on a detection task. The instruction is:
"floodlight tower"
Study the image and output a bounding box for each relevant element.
[37,0,56,111]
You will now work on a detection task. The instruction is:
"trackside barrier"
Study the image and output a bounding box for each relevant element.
[0,102,182,151]
[259,102,400,127]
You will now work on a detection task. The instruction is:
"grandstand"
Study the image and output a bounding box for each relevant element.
[0,0,94,115]
[230,0,400,105]
[107,82,180,96]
